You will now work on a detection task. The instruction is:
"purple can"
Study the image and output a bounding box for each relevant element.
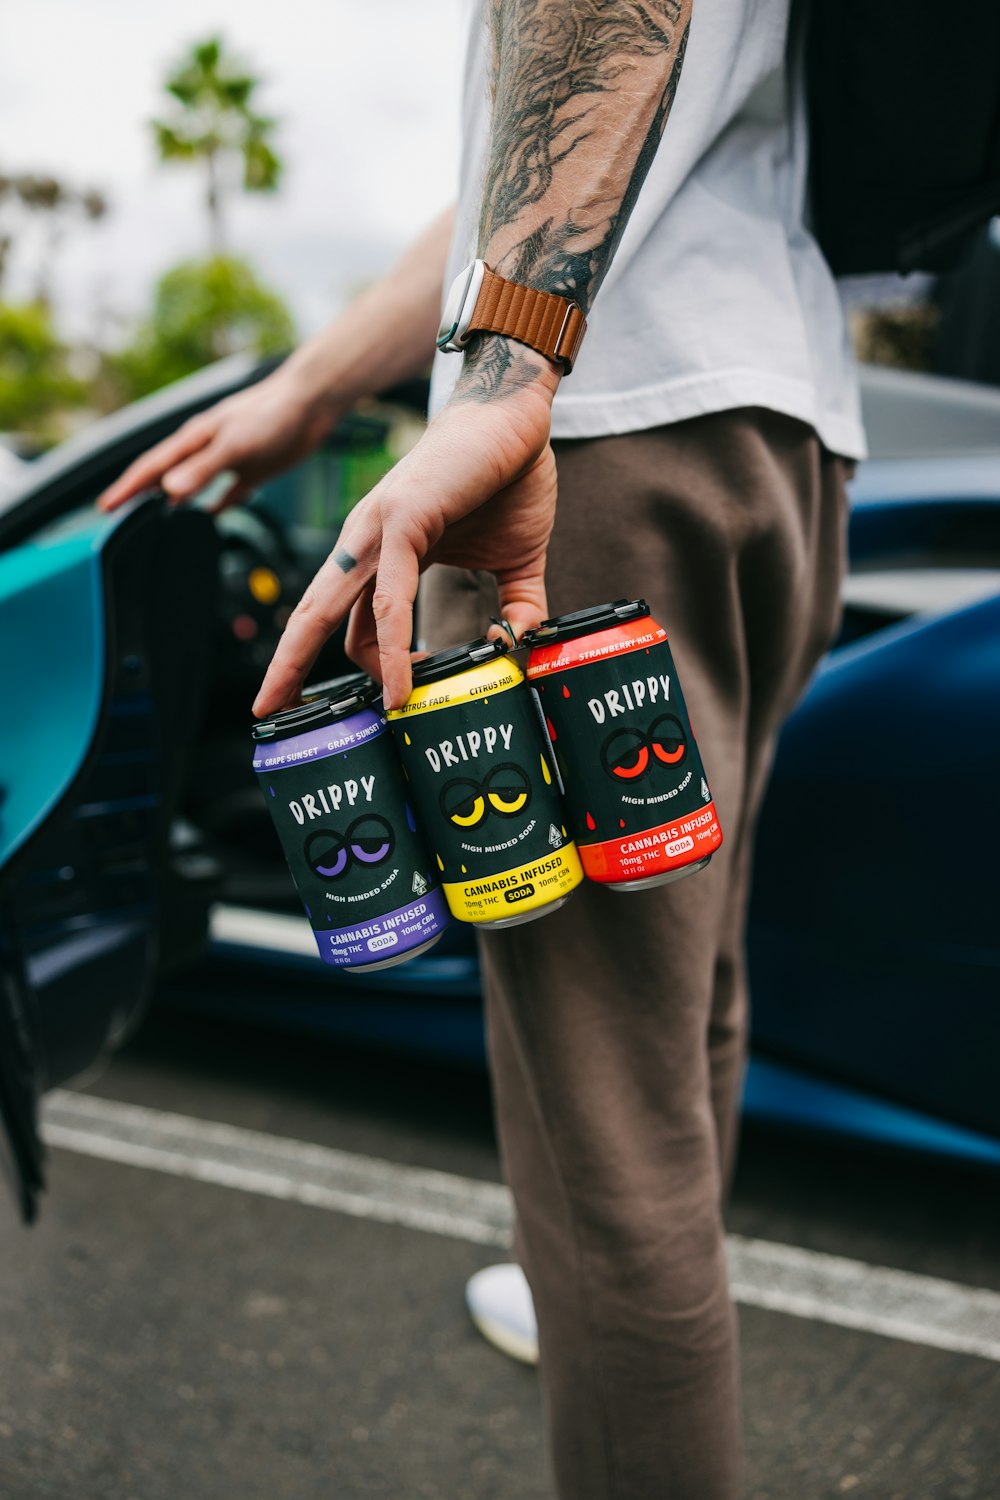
[252,680,449,971]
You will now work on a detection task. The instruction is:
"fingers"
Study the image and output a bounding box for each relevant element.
[255,543,536,721]
[161,439,232,500]
[372,536,420,711]
[252,541,370,718]
[346,588,427,704]
[343,581,381,680]
[494,561,549,644]
[97,415,218,511]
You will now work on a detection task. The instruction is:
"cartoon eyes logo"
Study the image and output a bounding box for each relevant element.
[305,815,395,880]
[440,763,532,828]
[600,714,687,781]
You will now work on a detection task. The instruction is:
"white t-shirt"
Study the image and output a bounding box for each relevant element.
[429,0,866,460]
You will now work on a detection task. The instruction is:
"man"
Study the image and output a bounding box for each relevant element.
[101,1,864,1493]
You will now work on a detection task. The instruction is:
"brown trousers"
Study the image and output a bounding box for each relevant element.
[420,409,849,1500]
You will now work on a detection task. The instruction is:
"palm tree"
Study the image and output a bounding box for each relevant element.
[152,36,283,253]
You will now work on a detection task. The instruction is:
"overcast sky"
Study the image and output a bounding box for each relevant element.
[2,0,466,343]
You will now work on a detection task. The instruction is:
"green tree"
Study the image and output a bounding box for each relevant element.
[0,301,87,436]
[152,36,283,252]
[114,255,295,400]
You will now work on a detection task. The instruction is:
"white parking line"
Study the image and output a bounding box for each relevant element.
[43,1089,1000,1364]
[43,1090,512,1247]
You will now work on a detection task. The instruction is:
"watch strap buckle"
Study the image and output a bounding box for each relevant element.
[554,302,587,374]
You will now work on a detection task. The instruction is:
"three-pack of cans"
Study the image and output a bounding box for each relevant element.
[252,600,723,971]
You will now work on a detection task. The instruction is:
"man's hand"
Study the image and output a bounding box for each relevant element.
[97,364,344,513]
[253,338,559,717]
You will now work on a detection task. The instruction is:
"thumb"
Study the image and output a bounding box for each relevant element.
[494,566,548,644]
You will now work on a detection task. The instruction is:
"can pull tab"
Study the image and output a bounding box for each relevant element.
[489,616,517,647]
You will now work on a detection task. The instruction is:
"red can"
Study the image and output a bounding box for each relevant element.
[525,600,723,889]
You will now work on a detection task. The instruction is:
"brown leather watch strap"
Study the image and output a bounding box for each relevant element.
[468,266,587,374]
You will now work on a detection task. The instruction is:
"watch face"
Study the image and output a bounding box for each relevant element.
[436,261,485,351]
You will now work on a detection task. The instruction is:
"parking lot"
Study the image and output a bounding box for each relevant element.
[2,1002,998,1500]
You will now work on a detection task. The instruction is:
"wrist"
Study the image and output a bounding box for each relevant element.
[450,332,561,410]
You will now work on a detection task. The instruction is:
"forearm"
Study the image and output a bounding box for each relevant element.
[455,0,690,399]
[281,204,455,413]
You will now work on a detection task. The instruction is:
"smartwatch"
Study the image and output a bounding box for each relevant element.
[436,260,587,374]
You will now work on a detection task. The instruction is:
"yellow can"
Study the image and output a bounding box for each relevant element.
[388,637,583,927]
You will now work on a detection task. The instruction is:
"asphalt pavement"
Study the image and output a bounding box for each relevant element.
[1,1005,998,1500]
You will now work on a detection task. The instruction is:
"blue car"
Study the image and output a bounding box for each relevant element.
[2,358,998,1220]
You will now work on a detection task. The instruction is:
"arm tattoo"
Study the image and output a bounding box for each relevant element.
[451,334,550,403]
[479,1,690,313]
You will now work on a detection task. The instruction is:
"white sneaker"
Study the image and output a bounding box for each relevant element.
[465,1263,540,1366]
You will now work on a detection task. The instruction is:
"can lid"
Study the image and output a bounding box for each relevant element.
[302,668,376,702]
[523,599,649,646]
[251,676,380,741]
[409,635,508,686]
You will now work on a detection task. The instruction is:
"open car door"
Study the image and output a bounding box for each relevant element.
[0,494,217,1221]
